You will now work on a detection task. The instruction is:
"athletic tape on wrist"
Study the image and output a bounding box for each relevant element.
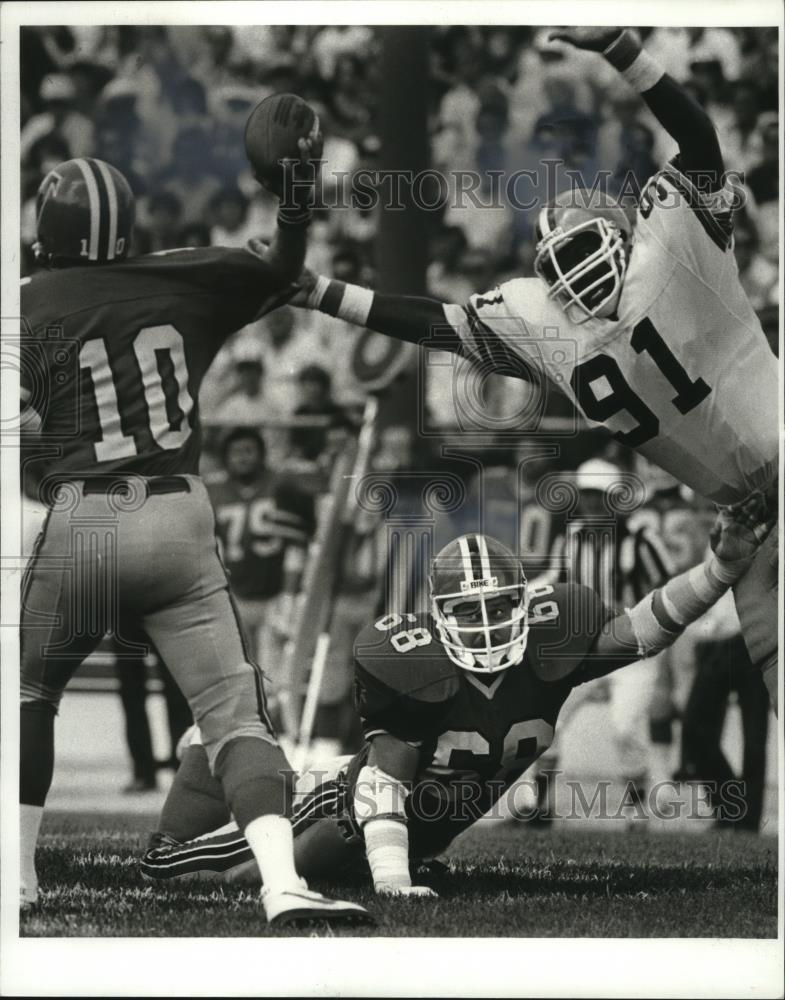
[310,278,374,326]
[363,818,411,890]
[337,282,374,326]
[307,274,331,310]
[664,557,747,626]
[604,30,664,92]
[626,592,681,657]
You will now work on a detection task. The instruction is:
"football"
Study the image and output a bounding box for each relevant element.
[244,92,317,190]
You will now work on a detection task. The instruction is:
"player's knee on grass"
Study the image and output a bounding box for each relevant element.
[215,736,296,831]
[294,817,366,882]
[734,525,778,711]
[157,744,231,843]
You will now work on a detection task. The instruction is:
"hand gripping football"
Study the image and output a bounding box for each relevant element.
[244,93,318,193]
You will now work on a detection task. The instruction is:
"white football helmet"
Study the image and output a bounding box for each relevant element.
[430,534,529,674]
[534,188,632,325]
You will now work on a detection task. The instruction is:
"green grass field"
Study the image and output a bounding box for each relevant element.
[21,811,777,938]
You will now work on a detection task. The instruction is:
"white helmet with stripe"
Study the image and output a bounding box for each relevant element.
[533,187,632,325]
[33,157,135,267]
[429,534,530,674]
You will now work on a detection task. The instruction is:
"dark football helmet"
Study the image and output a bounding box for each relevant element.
[33,157,135,267]
[430,533,529,673]
[534,187,631,324]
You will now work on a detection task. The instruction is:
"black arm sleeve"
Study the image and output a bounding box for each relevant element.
[366,293,465,353]
[640,74,725,188]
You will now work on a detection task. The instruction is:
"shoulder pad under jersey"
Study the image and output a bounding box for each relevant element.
[353,612,459,741]
[525,582,614,683]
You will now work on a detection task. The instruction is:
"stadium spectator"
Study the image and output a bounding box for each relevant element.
[734,221,779,312]
[20,73,95,162]
[290,365,352,464]
[311,25,374,81]
[746,113,779,264]
[210,346,271,428]
[159,125,223,226]
[721,80,764,174]
[134,191,184,255]
[206,427,316,732]
[257,307,323,418]
[209,186,256,248]
[176,221,211,248]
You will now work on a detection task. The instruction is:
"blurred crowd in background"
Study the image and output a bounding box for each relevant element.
[19,25,779,825]
[20,26,780,435]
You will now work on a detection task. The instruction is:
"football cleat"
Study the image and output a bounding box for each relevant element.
[261,878,373,927]
[430,534,529,673]
[33,157,135,267]
[534,187,631,324]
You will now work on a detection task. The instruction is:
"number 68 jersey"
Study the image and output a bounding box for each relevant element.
[449,164,778,505]
[20,247,292,478]
[353,581,614,820]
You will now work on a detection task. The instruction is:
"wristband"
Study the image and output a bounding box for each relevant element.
[603,30,664,92]
[312,278,374,326]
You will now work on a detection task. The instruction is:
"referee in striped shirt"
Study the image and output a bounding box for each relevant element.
[527,457,676,821]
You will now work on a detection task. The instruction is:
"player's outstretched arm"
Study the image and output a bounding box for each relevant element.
[292,264,465,353]
[550,27,724,185]
[353,734,438,898]
[258,121,324,283]
[589,492,774,666]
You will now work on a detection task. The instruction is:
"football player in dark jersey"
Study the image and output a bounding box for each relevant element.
[141,496,770,896]
[290,27,779,712]
[19,137,369,924]
[207,427,316,729]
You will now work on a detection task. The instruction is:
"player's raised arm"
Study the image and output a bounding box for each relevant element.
[584,493,774,672]
[550,27,725,186]
[252,120,324,284]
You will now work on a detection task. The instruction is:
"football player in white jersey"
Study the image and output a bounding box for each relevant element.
[293,27,779,710]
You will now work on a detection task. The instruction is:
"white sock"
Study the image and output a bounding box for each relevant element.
[21,804,44,889]
[243,815,302,896]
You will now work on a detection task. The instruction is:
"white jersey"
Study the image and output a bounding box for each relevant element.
[445,164,778,504]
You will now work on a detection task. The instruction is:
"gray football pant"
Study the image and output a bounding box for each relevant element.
[21,475,276,767]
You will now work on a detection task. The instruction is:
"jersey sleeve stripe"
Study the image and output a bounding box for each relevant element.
[465,302,540,382]
[658,163,734,251]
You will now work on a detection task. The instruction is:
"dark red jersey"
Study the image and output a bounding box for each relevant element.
[353,582,615,815]
[206,470,315,600]
[20,247,294,478]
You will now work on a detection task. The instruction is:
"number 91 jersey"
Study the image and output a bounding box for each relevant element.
[20,247,292,478]
[452,164,777,505]
[353,582,612,824]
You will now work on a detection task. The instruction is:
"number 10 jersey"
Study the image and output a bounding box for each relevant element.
[451,164,778,505]
[20,246,292,478]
